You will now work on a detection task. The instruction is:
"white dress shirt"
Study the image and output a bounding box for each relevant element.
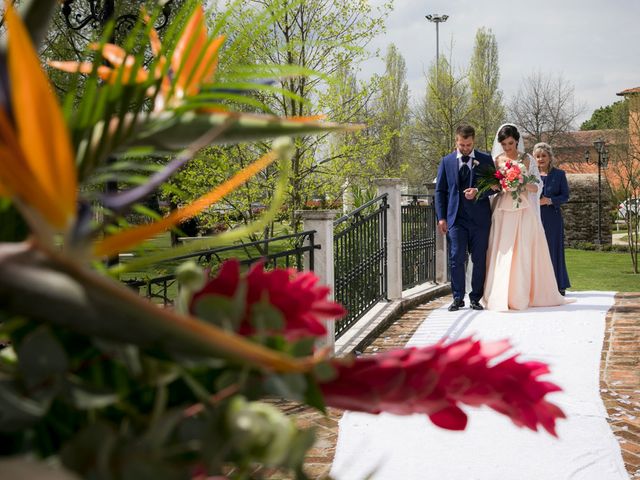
[456,150,475,170]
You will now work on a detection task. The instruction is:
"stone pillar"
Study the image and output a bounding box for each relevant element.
[298,210,338,347]
[435,225,448,284]
[375,178,403,300]
[423,182,436,206]
[428,180,448,283]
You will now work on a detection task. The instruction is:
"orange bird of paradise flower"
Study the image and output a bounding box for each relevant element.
[49,6,225,111]
[0,6,78,236]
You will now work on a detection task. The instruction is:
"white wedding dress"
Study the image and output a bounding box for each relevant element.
[480,125,574,311]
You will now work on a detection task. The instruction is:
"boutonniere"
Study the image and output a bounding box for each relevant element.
[472,159,480,168]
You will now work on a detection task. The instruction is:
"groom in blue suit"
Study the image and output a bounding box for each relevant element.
[435,125,495,311]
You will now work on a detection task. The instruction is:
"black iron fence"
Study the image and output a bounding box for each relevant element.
[401,194,436,289]
[124,231,317,305]
[333,194,389,338]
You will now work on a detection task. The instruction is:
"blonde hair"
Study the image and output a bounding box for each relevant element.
[533,142,555,170]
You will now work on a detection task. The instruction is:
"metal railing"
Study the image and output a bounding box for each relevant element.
[124,231,318,305]
[401,194,436,289]
[333,194,389,338]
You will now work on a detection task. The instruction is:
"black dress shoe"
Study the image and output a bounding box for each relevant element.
[448,298,465,311]
[470,300,484,310]
[559,290,566,296]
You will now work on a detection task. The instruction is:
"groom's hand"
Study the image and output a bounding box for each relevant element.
[463,188,478,200]
[438,219,448,234]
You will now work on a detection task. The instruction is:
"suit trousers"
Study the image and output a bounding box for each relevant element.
[447,213,490,303]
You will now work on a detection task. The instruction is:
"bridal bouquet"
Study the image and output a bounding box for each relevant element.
[476,159,539,208]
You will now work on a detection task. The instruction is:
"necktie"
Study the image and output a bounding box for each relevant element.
[459,156,471,188]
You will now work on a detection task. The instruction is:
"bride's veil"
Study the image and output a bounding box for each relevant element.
[527,151,542,223]
[490,123,541,220]
[491,123,525,159]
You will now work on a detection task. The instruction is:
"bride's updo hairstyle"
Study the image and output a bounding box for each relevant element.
[497,124,520,143]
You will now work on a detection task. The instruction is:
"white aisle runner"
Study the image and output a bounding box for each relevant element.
[331,292,629,480]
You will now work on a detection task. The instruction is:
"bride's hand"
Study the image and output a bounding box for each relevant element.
[525,184,538,193]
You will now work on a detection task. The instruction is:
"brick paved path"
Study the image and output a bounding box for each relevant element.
[274,293,639,479]
[601,293,640,479]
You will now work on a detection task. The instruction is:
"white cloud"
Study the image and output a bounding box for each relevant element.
[362,0,640,125]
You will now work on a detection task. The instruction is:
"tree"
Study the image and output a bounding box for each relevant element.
[373,43,410,173]
[153,0,389,237]
[605,97,640,273]
[580,100,629,130]
[315,63,388,204]
[413,54,471,184]
[468,27,504,151]
[509,71,584,144]
[162,143,282,245]
[223,0,390,230]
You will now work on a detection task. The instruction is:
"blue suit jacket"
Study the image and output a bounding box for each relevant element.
[541,167,569,210]
[435,149,494,227]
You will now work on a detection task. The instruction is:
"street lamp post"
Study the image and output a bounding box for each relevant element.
[584,138,609,245]
[425,14,449,84]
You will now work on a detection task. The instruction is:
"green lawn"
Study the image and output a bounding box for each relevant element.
[565,248,639,292]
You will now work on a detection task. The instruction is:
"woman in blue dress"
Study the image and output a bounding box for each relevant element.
[534,142,571,295]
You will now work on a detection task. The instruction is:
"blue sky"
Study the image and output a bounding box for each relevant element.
[363,0,640,125]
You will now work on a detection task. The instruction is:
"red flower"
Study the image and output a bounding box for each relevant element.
[319,337,565,435]
[190,260,346,340]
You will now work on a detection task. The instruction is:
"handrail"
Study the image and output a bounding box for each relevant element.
[334,194,389,226]
[123,230,318,304]
[154,230,318,264]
